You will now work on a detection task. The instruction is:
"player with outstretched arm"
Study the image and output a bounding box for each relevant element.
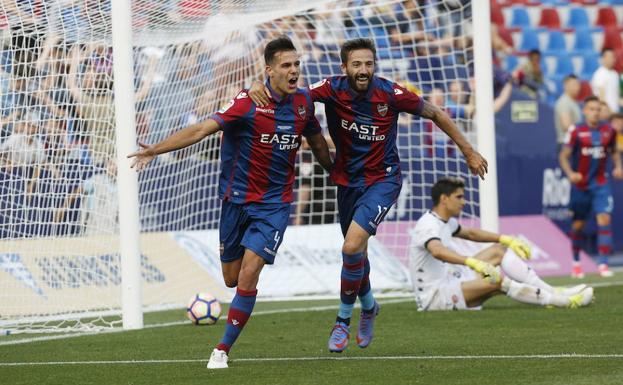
[128,36,332,369]
[249,38,488,352]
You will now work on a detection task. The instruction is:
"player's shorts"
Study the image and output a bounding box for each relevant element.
[337,178,402,236]
[570,184,614,220]
[219,201,290,265]
[416,265,481,311]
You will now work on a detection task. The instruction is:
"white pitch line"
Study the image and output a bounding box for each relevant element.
[1,353,623,367]
[0,298,413,347]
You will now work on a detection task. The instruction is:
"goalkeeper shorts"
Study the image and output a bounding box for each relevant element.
[417,265,482,311]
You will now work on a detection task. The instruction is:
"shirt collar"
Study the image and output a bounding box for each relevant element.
[266,79,293,105]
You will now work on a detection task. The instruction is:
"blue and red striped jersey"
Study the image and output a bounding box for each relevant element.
[309,75,423,187]
[564,121,616,190]
[211,85,321,204]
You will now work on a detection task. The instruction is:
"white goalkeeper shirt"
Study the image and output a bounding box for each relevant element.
[409,211,461,308]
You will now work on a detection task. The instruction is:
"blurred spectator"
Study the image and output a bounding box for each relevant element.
[467,66,513,117]
[68,42,154,164]
[4,0,47,66]
[554,75,581,147]
[590,48,621,113]
[0,110,59,196]
[514,49,544,99]
[55,158,118,235]
[610,113,623,152]
[313,3,345,49]
[446,80,473,119]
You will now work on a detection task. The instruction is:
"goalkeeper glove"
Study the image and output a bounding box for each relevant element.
[499,235,531,260]
[465,257,501,284]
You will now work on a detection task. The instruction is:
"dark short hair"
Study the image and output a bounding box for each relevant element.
[583,95,600,105]
[528,49,541,57]
[264,36,296,65]
[563,74,578,82]
[340,38,377,64]
[610,113,623,121]
[601,48,614,56]
[431,177,465,206]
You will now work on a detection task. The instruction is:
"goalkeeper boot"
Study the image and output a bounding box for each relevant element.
[207,348,228,369]
[598,264,614,278]
[555,284,587,296]
[356,301,380,348]
[568,287,594,308]
[571,263,585,279]
[328,321,350,353]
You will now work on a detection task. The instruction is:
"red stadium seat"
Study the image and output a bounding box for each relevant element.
[576,80,594,101]
[491,3,505,26]
[539,8,561,29]
[603,27,623,51]
[595,8,618,28]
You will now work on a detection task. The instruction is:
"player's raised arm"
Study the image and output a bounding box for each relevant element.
[419,100,488,179]
[127,118,220,171]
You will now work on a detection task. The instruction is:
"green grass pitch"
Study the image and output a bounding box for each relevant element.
[1,275,622,385]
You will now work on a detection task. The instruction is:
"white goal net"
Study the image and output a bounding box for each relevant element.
[0,0,479,334]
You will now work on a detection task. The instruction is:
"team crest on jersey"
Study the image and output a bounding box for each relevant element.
[377,103,388,117]
[297,105,306,118]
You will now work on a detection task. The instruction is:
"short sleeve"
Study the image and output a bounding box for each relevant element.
[391,82,424,115]
[413,220,441,250]
[563,125,577,148]
[308,78,333,103]
[302,101,322,138]
[210,90,252,129]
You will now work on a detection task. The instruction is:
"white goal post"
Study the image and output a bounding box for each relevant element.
[0,0,496,334]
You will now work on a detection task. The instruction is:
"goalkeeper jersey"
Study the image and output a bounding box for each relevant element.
[211,84,321,204]
[564,121,616,190]
[309,75,423,187]
[409,211,462,305]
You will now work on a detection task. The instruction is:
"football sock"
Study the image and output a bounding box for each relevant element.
[216,288,257,353]
[569,229,583,262]
[501,277,568,307]
[500,248,553,293]
[337,251,364,320]
[358,257,375,312]
[597,224,612,266]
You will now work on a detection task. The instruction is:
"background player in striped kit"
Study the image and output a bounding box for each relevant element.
[249,38,487,352]
[559,95,623,278]
[128,36,333,369]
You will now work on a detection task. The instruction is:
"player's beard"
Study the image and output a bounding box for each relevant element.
[348,72,371,93]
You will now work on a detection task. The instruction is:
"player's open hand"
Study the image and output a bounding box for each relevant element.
[465,150,488,180]
[248,81,271,107]
[500,235,531,260]
[613,166,623,180]
[127,142,157,171]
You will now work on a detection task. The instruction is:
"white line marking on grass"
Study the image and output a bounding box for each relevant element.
[2,354,623,367]
[0,298,413,347]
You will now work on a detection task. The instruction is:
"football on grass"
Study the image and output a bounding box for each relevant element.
[186,293,222,325]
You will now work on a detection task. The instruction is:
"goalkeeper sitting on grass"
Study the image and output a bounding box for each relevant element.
[409,177,593,311]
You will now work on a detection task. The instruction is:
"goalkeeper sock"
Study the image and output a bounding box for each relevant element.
[597,224,612,266]
[338,252,364,320]
[501,277,568,307]
[358,257,375,312]
[569,229,583,262]
[500,249,553,293]
[216,288,257,354]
